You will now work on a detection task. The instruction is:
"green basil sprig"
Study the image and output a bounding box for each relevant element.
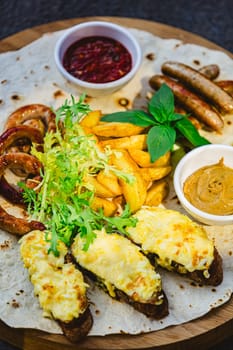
[101,84,210,162]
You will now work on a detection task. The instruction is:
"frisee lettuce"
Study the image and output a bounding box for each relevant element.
[20,95,137,256]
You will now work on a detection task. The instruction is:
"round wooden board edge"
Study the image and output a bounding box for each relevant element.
[1,298,233,350]
[1,16,233,57]
[0,16,233,350]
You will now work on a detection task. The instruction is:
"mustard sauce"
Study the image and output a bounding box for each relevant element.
[183,158,233,215]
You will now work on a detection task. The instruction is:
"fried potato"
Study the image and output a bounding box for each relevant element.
[97,170,122,196]
[128,149,171,168]
[92,122,145,137]
[84,174,115,198]
[112,195,125,209]
[139,166,172,183]
[82,125,97,137]
[111,149,147,212]
[91,196,118,216]
[80,110,102,128]
[144,180,169,206]
[99,134,147,150]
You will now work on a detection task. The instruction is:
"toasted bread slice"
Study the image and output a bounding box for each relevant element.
[71,228,168,319]
[20,230,92,342]
[126,207,223,286]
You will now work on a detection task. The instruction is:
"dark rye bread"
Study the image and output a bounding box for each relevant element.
[114,288,169,319]
[72,258,169,320]
[187,248,223,286]
[58,308,93,343]
[147,247,223,287]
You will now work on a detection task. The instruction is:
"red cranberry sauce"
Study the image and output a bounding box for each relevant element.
[63,36,132,84]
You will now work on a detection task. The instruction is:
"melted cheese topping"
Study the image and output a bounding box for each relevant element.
[20,230,88,322]
[72,228,162,303]
[126,207,214,273]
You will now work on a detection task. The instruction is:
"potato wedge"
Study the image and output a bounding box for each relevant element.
[139,166,172,183]
[145,180,169,206]
[92,122,145,137]
[84,174,115,198]
[97,170,122,196]
[111,149,147,212]
[112,195,125,209]
[82,125,99,138]
[99,134,147,150]
[91,196,117,216]
[128,149,171,168]
[80,110,102,128]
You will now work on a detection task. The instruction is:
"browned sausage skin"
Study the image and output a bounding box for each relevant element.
[0,125,43,155]
[0,152,42,178]
[0,176,24,205]
[161,61,233,114]
[0,205,45,235]
[5,104,56,133]
[149,74,224,131]
[216,80,233,97]
[199,64,220,80]
[0,153,44,235]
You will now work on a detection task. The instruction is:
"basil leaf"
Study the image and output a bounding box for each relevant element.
[169,112,185,122]
[148,84,174,123]
[101,110,155,127]
[100,85,210,163]
[175,118,210,147]
[147,125,176,162]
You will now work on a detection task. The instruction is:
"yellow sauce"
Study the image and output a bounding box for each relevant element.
[183,158,233,215]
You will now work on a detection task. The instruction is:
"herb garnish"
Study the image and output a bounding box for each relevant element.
[20,95,137,256]
[101,84,210,162]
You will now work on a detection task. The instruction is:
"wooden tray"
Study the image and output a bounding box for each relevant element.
[0,16,233,350]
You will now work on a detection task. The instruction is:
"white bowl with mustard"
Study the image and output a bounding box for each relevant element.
[173,144,233,225]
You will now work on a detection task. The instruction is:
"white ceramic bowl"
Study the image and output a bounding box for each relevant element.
[173,144,233,225]
[54,21,142,97]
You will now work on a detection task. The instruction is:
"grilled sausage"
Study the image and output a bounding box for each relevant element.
[0,176,24,205]
[0,152,42,178]
[161,61,233,114]
[0,125,43,155]
[216,80,233,97]
[5,104,56,133]
[199,64,220,80]
[149,74,224,131]
[0,205,45,235]
[0,153,44,234]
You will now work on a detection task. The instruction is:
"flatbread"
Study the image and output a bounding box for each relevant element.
[0,27,232,336]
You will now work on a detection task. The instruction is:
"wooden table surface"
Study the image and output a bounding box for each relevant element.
[0,16,232,350]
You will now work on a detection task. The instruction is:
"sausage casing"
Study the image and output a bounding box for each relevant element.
[161,61,233,114]
[149,74,224,131]
[216,80,233,97]
[198,64,220,80]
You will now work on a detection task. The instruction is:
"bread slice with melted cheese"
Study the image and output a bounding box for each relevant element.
[126,207,223,286]
[20,230,93,342]
[71,228,168,319]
